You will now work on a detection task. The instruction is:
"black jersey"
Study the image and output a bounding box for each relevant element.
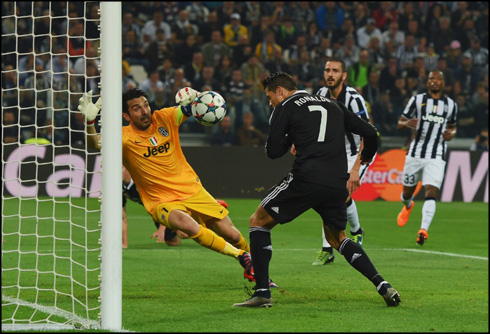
[266,90,378,190]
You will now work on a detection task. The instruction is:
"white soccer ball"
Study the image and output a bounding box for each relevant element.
[191,91,227,126]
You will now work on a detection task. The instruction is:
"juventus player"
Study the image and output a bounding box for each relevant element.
[396,70,457,245]
[312,57,373,266]
[233,72,400,308]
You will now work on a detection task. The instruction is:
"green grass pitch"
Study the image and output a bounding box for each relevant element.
[2,199,488,332]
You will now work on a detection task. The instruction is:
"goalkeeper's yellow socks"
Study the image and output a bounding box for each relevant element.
[232,234,250,253]
[190,225,241,258]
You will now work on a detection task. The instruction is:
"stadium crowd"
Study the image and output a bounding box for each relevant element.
[1,1,488,148]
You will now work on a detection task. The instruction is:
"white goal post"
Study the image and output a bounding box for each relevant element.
[1,1,122,331]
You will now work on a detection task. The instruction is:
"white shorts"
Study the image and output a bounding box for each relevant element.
[402,156,446,188]
[347,153,376,184]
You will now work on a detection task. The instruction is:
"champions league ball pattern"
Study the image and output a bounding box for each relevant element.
[191,91,227,126]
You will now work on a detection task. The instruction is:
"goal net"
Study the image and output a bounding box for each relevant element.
[2,2,121,331]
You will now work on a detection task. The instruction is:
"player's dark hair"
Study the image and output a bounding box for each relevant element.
[428,70,445,82]
[122,88,148,114]
[326,57,346,73]
[262,72,297,92]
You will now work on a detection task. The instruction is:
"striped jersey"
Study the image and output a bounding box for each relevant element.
[316,85,370,156]
[122,106,202,215]
[402,93,458,160]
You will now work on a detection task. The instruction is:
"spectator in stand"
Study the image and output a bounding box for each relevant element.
[171,10,199,44]
[436,57,455,97]
[123,29,150,73]
[214,54,234,92]
[455,54,482,95]
[184,51,204,87]
[447,40,463,75]
[250,15,273,49]
[240,55,267,95]
[363,70,382,107]
[202,30,230,68]
[139,70,164,105]
[199,11,222,44]
[146,28,175,72]
[141,11,171,49]
[3,110,19,144]
[292,2,315,34]
[455,93,476,138]
[255,29,282,64]
[161,1,180,25]
[470,129,489,151]
[305,21,323,50]
[390,76,410,114]
[315,2,344,33]
[236,112,267,147]
[397,2,418,34]
[174,34,201,67]
[194,66,220,92]
[2,64,19,106]
[422,43,439,72]
[430,17,453,54]
[424,3,444,36]
[348,50,375,91]
[185,2,210,26]
[311,37,334,69]
[265,47,291,75]
[122,60,138,91]
[283,35,309,66]
[232,34,253,68]
[373,90,398,136]
[292,50,316,92]
[395,34,419,73]
[23,64,51,127]
[457,17,478,51]
[381,20,405,53]
[335,34,360,69]
[332,17,356,49]
[366,37,386,71]
[352,2,369,31]
[122,12,142,41]
[224,69,248,127]
[372,1,397,31]
[216,1,237,28]
[450,1,471,34]
[463,37,489,73]
[406,19,423,44]
[357,18,383,50]
[68,21,91,62]
[223,13,248,48]
[475,6,488,45]
[157,58,175,85]
[210,115,237,146]
[241,2,262,27]
[162,68,191,109]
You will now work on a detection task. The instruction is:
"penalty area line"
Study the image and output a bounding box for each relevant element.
[383,248,488,260]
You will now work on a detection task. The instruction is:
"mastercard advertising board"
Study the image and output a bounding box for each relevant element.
[352,149,423,201]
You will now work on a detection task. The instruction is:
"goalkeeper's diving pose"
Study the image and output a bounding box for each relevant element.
[79,87,271,285]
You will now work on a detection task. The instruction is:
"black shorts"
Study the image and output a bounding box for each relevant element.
[261,173,349,230]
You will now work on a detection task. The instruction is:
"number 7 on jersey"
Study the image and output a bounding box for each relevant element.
[309,105,328,142]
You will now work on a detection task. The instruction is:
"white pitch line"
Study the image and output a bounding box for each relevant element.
[121,247,488,260]
[388,248,488,260]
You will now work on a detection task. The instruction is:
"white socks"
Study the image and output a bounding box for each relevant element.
[421,199,436,231]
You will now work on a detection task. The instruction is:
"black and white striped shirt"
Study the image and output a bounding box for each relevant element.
[402,93,458,160]
[316,85,370,156]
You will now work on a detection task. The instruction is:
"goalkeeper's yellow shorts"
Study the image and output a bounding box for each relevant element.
[151,187,229,228]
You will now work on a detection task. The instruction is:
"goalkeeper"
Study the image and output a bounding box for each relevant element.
[79,87,256,283]
[122,165,230,248]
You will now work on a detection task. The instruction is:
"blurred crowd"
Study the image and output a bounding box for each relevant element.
[1,1,488,150]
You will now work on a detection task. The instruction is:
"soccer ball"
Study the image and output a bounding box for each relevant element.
[191,91,227,126]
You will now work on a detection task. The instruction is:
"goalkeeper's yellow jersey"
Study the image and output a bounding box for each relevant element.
[122,106,202,215]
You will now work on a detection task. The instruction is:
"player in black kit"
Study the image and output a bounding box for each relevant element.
[233,72,400,308]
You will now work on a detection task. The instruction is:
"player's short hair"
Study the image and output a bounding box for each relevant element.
[262,72,297,92]
[428,70,445,82]
[122,88,148,114]
[326,57,346,73]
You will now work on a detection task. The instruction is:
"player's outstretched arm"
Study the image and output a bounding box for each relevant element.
[78,90,101,150]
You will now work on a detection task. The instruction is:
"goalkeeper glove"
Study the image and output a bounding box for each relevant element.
[78,90,102,125]
[175,87,199,106]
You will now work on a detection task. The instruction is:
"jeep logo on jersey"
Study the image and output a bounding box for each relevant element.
[159,127,169,137]
[422,114,445,124]
[143,142,171,158]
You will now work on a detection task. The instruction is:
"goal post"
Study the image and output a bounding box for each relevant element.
[1,1,122,331]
